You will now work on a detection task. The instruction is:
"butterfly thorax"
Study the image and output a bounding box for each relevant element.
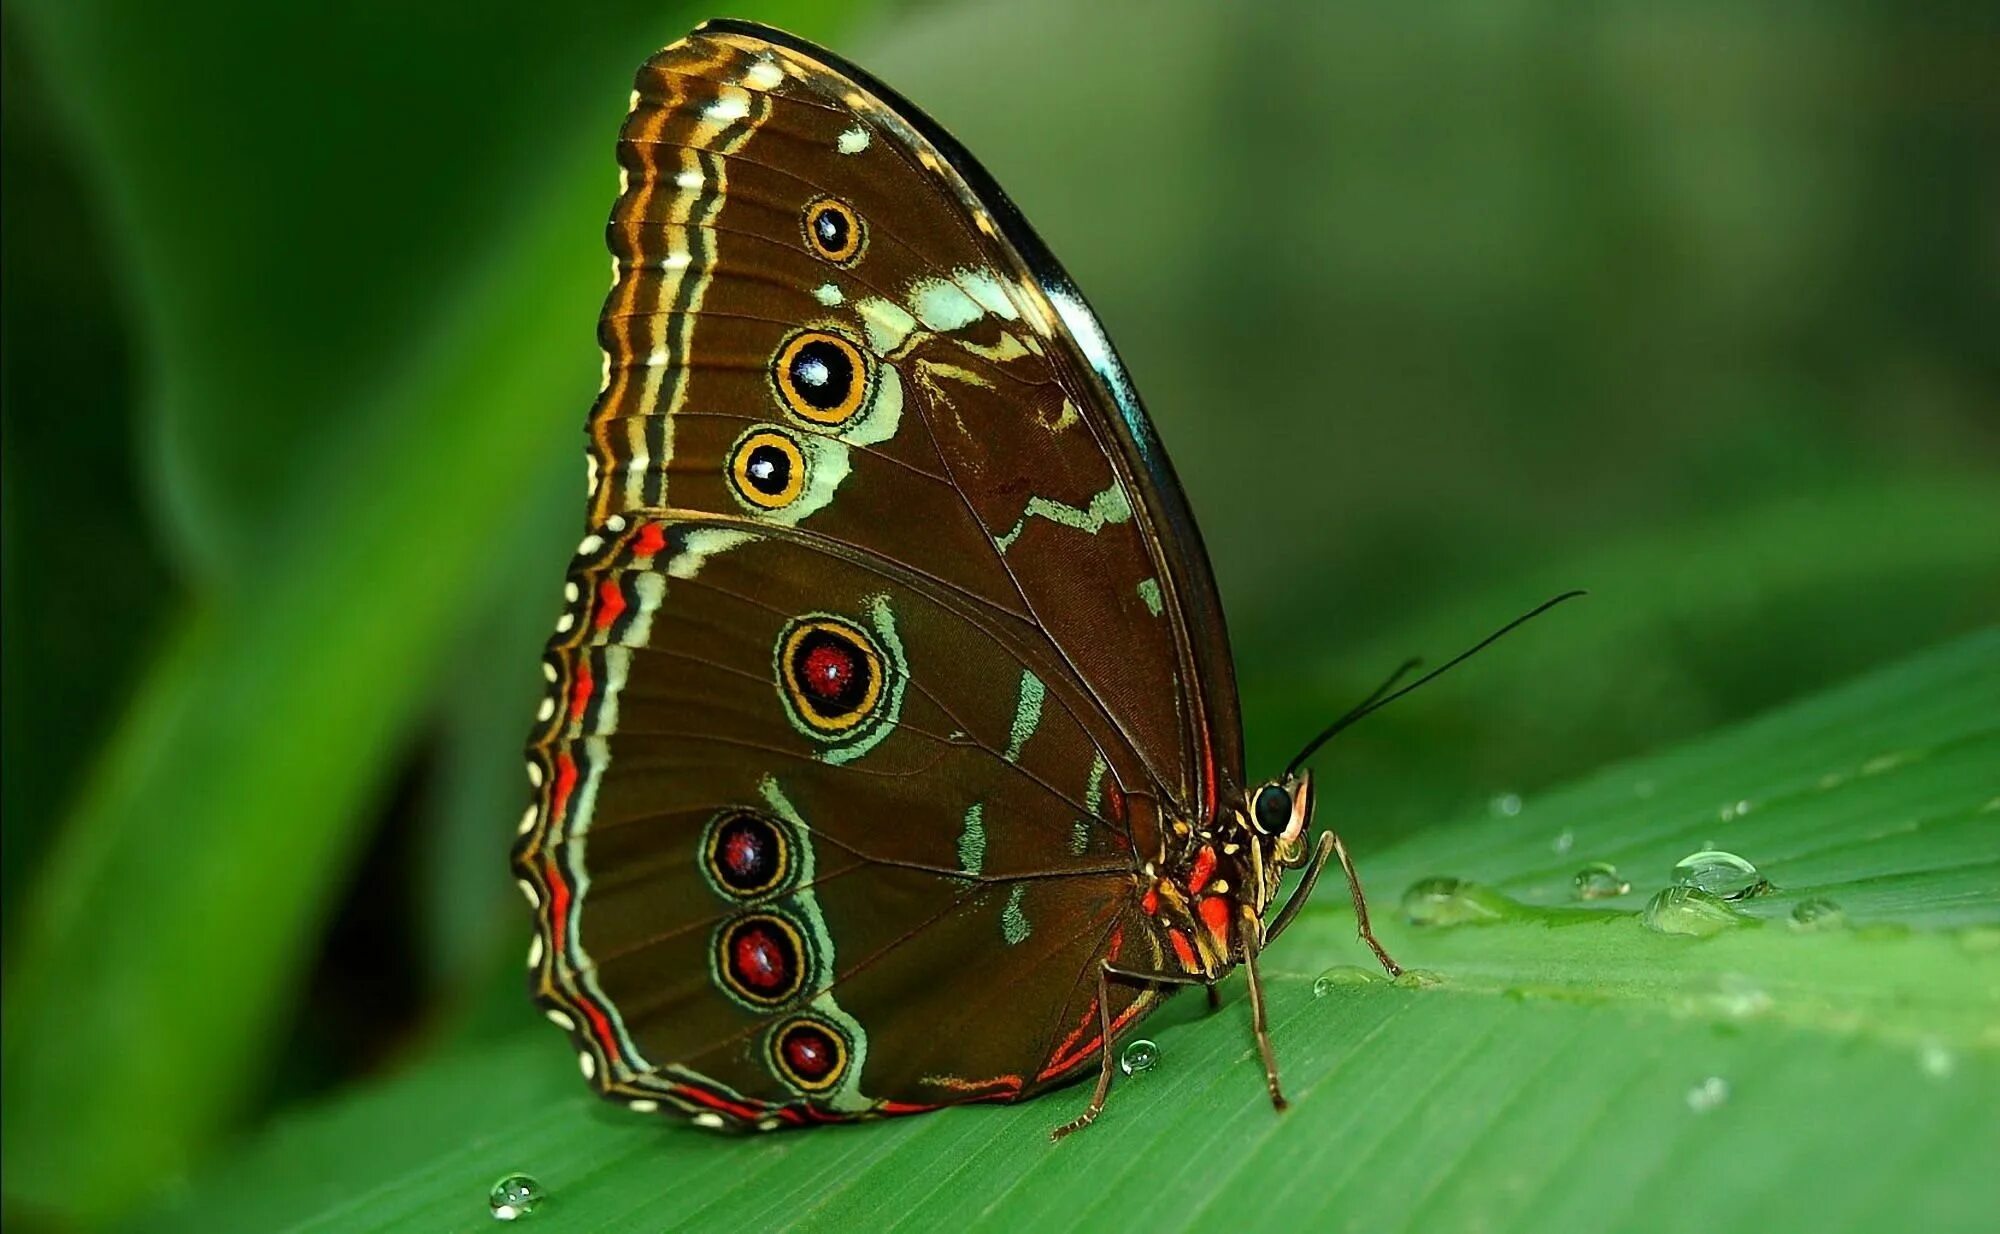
[1134,797,1294,979]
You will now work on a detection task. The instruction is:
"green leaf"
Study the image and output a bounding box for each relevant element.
[148,633,2000,1232]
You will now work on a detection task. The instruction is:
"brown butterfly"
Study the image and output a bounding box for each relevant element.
[512,19,1418,1140]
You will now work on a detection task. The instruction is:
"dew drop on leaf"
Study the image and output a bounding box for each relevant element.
[1313,965,1382,996]
[1642,886,1745,937]
[1571,861,1630,900]
[1686,1076,1730,1113]
[490,1174,545,1222]
[1119,1038,1159,1076]
[1400,876,1509,926]
[1670,849,1771,900]
[1917,1040,1957,1080]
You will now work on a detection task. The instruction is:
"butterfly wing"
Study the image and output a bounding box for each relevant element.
[517,22,1236,1123]
[521,516,1165,1119]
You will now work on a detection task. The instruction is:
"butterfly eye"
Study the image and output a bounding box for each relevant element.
[773,330,870,426]
[1253,784,1292,834]
[802,196,865,264]
[729,428,807,509]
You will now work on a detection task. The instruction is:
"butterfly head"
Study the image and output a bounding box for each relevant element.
[1248,771,1314,871]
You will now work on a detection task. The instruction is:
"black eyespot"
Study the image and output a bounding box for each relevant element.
[1254,784,1292,833]
[744,443,791,495]
[814,210,847,251]
[790,340,852,409]
[802,197,864,264]
[772,331,869,425]
[728,429,806,510]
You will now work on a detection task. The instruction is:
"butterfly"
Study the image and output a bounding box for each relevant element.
[512,19,1409,1140]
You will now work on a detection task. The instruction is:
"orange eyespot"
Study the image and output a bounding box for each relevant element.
[729,429,807,509]
[802,196,864,264]
[772,330,870,426]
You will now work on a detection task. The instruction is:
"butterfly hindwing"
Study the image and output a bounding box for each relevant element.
[521,517,1164,1119]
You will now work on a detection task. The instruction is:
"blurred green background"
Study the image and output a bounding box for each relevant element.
[2,0,1994,1227]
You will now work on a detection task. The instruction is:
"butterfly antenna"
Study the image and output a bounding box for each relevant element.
[1283,590,1588,778]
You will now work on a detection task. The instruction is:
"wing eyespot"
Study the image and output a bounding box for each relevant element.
[802,196,865,265]
[772,330,871,427]
[729,427,808,510]
[713,911,811,1008]
[701,809,795,899]
[769,1016,851,1092]
[776,617,884,736]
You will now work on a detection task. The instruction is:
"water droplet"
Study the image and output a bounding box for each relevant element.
[1571,861,1630,900]
[1788,897,1846,931]
[1685,1076,1730,1113]
[1641,886,1745,937]
[1917,1039,1956,1079]
[490,1174,545,1222]
[1716,799,1754,822]
[1670,850,1770,900]
[1313,965,1382,996]
[1550,829,1575,856]
[1119,1038,1159,1075]
[1401,877,1511,926]
[1706,972,1772,1019]
[1490,792,1523,817]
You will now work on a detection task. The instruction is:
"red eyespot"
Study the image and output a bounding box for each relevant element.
[717,913,807,1005]
[771,1017,848,1091]
[734,926,789,991]
[801,643,855,699]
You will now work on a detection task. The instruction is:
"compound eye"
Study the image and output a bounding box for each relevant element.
[1253,784,1292,834]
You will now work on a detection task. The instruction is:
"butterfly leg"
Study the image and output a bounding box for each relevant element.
[1265,831,1402,977]
[1207,984,1222,1011]
[1049,966,1117,1143]
[1240,920,1287,1111]
[1051,961,1211,1142]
